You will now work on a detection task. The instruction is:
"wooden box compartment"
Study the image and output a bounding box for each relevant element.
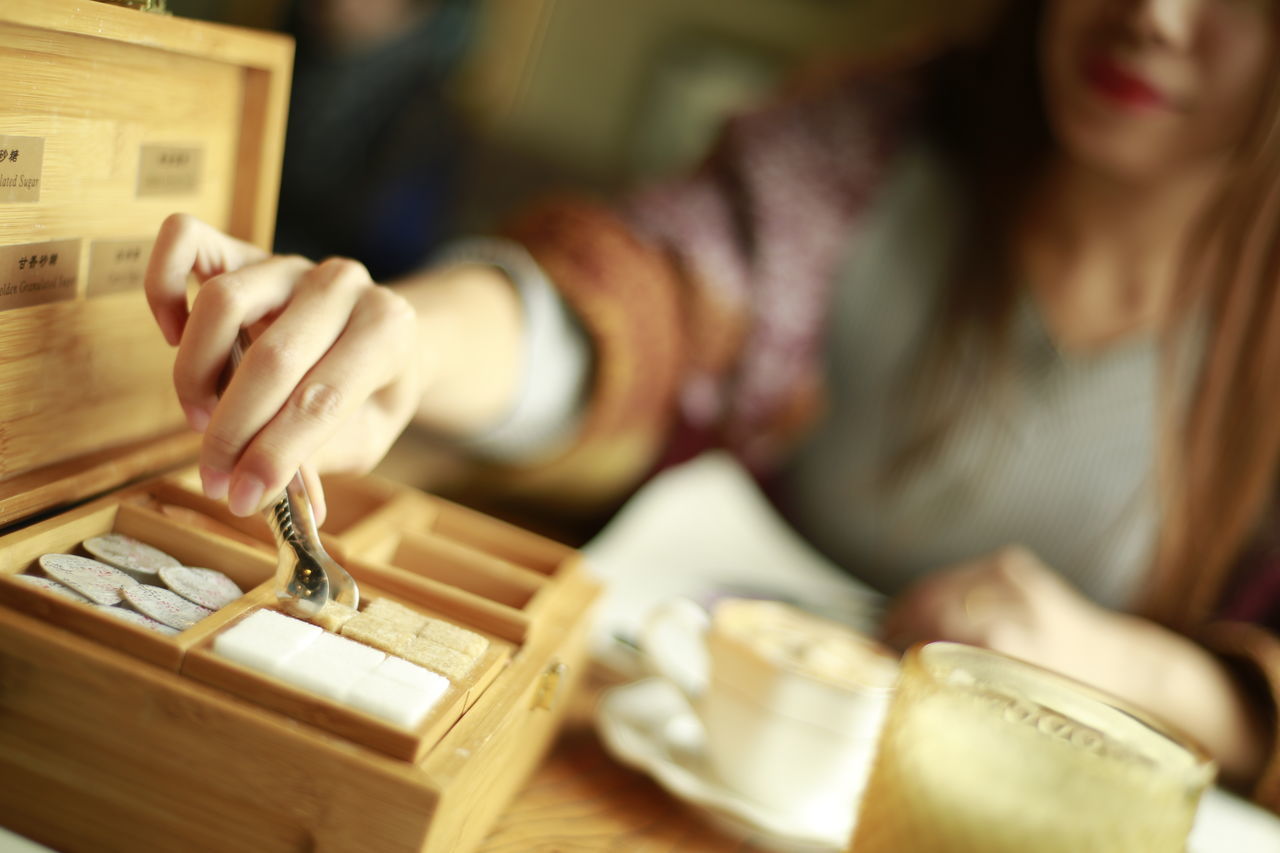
[182,589,514,764]
[0,4,599,852]
[0,471,599,853]
[0,496,271,669]
[328,491,582,644]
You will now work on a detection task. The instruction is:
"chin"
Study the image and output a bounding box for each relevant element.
[1050,103,1182,185]
[1064,135,1166,184]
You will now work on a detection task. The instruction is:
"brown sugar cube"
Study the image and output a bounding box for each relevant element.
[340,612,414,654]
[312,601,358,633]
[398,635,476,682]
[362,597,428,632]
[418,617,489,659]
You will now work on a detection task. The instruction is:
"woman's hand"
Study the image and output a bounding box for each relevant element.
[144,214,421,519]
[879,546,1129,691]
[881,546,1267,786]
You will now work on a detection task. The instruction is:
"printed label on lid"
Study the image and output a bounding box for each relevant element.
[0,239,81,311]
[87,238,153,297]
[137,144,203,197]
[0,135,45,203]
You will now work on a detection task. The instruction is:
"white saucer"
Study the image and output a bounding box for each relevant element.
[595,677,852,852]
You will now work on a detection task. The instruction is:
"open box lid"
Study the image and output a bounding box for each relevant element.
[0,0,293,527]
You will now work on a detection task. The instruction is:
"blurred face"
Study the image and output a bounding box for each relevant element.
[1040,0,1277,183]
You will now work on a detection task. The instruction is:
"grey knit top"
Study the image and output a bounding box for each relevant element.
[778,144,1160,609]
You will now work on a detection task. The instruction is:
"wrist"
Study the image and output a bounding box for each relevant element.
[1108,614,1267,786]
[397,263,525,436]
[1063,607,1157,702]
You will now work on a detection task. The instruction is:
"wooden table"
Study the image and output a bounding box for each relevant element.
[476,668,772,853]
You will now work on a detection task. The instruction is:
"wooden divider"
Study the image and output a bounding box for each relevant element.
[428,499,576,575]
[329,491,436,563]
[390,531,546,610]
[0,500,120,575]
[141,478,276,552]
[348,558,532,645]
[318,475,408,537]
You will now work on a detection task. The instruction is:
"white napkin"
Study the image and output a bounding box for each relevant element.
[583,451,884,677]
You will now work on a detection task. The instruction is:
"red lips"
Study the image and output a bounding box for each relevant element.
[1084,56,1169,109]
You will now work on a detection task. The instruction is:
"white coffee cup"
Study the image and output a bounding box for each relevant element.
[642,597,899,823]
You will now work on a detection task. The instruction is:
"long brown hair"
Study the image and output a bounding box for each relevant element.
[913,0,1280,627]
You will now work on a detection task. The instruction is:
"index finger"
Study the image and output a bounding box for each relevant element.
[145,213,271,346]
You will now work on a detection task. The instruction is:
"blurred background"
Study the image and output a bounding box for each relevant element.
[166,0,994,281]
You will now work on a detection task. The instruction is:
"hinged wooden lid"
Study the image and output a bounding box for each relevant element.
[0,0,293,527]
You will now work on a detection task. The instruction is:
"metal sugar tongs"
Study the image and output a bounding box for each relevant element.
[228,331,360,619]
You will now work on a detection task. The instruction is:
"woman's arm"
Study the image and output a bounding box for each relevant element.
[395,261,525,436]
[882,546,1269,789]
[1119,615,1268,787]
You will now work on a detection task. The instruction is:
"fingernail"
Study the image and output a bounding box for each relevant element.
[200,466,230,501]
[228,475,264,517]
[184,405,211,433]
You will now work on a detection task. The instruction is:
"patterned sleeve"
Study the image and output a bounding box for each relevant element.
[1208,508,1280,809]
[1197,621,1280,809]
[471,74,920,512]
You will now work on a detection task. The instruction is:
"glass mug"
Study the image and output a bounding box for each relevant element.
[848,642,1216,852]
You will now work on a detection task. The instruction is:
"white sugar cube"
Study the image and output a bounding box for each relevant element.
[278,632,386,700]
[345,665,450,729]
[213,609,322,675]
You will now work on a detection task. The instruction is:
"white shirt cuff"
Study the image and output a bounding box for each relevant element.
[434,238,591,461]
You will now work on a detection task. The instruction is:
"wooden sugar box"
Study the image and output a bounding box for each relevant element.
[0,3,599,851]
